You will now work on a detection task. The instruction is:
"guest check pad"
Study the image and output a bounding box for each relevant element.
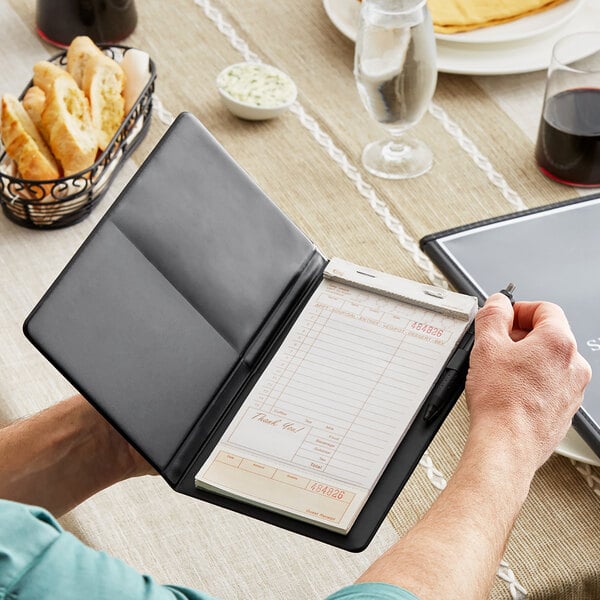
[196,260,475,533]
[24,113,477,550]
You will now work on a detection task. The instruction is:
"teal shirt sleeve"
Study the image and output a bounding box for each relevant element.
[0,499,420,600]
[325,582,420,600]
[0,499,216,600]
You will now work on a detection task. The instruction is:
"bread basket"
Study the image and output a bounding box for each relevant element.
[0,45,156,229]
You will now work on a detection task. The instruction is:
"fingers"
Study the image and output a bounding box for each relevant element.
[513,300,591,390]
[477,297,575,345]
[512,301,571,335]
[474,293,515,341]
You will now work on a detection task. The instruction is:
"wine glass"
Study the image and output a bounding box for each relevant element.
[534,32,600,186]
[354,0,437,179]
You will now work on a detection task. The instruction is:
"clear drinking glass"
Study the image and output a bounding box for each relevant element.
[354,0,437,179]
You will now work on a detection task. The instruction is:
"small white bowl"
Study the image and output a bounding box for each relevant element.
[216,62,297,121]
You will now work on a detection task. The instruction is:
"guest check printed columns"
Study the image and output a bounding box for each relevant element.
[196,259,477,533]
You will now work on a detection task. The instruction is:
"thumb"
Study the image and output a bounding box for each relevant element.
[474,293,514,341]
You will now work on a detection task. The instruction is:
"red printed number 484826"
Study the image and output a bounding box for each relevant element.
[310,483,346,500]
[411,322,443,337]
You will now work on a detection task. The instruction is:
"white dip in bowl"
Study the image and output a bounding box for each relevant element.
[216,62,297,120]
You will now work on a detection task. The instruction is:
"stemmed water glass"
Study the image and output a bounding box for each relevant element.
[354,0,437,179]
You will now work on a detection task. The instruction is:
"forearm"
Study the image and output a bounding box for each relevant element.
[0,395,143,516]
[356,295,590,599]
[356,424,533,600]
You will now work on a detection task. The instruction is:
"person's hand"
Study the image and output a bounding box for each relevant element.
[77,396,158,478]
[0,394,156,516]
[465,293,591,474]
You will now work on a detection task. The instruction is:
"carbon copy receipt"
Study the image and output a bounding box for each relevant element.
[195,258,477,533]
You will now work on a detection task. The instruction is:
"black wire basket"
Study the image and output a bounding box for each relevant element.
[0,45,156,229]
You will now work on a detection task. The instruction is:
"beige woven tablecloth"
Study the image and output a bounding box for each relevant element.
[2,1,598,598]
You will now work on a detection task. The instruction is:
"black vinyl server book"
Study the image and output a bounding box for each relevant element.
[24,113,477,551]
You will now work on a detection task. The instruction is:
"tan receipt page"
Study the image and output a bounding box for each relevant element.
[195,258,476,532]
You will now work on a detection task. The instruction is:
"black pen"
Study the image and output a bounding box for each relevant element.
[500,282,516,304]
[423,323,474,422]
[423,283,516,423]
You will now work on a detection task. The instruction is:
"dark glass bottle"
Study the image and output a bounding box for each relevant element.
[36,0,137,48]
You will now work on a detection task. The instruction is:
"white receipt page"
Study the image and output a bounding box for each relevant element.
[195,269,474,532]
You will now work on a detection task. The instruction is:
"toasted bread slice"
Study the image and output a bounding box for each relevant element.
[32,61,71,96]
[82,53,125,150]
[22,86,47,138]
[1,93,60,181]
[42,76,98,176]
[66,35,104,87]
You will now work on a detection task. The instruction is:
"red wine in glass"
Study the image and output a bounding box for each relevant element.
[535,87,600,187]
[36,0,137,48]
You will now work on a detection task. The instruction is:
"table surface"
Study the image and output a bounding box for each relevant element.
[1,1,599,599]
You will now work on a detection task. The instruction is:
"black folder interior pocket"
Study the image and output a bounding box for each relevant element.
[25,222,240,470]
[107,120,315,356]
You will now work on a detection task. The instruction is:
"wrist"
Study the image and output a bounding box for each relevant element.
[468,394,558,478]
[0,394,151,516]
[463,421,536,502]
[69,395,150,483]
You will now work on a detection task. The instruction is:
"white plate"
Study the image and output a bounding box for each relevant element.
[437,2,600,75]
[323,0,360,42]
[435,0,586,44]
[558,427,600,467]
[323,0,600,75]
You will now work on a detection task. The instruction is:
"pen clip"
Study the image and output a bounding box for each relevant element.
[423,325,474,423]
